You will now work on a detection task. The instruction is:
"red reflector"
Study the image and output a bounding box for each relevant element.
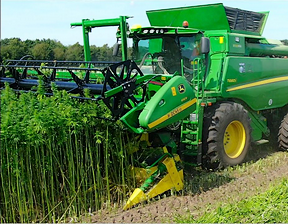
[149,81,164,86]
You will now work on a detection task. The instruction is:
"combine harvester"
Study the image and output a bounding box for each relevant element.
[1,3,288,209]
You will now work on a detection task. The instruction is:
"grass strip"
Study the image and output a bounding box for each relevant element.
[176,178,288,223]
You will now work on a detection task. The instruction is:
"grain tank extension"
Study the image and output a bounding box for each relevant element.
[1,3,287,210]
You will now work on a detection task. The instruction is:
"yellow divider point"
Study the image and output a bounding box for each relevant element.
[123,188,147,210]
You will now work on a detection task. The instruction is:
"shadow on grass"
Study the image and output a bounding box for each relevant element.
[183,168,235,195]
[182,144,279,196]
[245,143,279,163]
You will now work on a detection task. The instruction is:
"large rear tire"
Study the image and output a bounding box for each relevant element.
[278,113,288,151]
[202,102,252,170]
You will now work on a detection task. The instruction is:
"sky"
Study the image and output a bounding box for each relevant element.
[1,0,288,47]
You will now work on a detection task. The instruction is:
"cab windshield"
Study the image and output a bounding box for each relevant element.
[132,34,201,75]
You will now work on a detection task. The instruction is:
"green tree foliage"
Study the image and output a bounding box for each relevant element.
[32,42,53,60]
[0,38,26,61]
[65,42,84,61]
[53,46,66,60]
[0,38,124,62]
[281,39,288,45]
[90,44,122,61]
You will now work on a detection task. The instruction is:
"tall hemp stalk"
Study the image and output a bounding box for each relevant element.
[0,83,136,223]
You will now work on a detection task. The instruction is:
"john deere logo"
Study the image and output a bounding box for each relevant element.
[178,84,185,93]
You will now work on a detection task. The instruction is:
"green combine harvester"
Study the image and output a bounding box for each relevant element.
[1,3,288,209]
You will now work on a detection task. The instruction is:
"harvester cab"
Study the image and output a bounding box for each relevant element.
[129,26,207,77]
[1,3,288,211]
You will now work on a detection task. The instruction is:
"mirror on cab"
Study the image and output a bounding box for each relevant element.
[113,41,120,56]
[201,37,210,54]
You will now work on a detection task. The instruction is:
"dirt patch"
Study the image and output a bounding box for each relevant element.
[85,150,288,223]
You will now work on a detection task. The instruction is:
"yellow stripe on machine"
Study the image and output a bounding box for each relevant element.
[148,98,197,129]
[227,76,288,92]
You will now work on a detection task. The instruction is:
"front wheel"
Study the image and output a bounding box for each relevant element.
[202,102,252,169]
[278,113,288,151]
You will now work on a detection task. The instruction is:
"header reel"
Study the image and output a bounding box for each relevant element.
[101,60,147,118]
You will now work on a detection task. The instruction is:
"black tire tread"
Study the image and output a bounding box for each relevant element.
[203,102,252,170]
[278,113,288,151]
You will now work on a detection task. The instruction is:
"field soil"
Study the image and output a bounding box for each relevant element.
[85,147,288,223]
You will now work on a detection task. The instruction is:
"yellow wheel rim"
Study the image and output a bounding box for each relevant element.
[223,121,246,159]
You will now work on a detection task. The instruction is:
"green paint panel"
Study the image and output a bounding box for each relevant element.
[247,43,288,57]
[210,36,227,53]
[249,110,269,141]
[221,57,288,110]
[139,76,196,131]
[146,3,268,35]
[228,35,245,55]
[146,3,230,31]
[149,38,163,54]
[204,58,224,90]
[120,102,146,134]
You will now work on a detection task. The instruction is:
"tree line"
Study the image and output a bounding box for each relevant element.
[0,38,287,62]
[281,39,288,45]
[0,38,124,62]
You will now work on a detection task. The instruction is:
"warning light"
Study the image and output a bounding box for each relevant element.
[183,21,189,28]
[201,102,213,107]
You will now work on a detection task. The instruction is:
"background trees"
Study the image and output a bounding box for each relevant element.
[0,38,123,62]
[0,38,287,62]
[281,39,288,45]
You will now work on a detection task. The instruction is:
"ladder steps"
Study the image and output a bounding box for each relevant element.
[182,120,198,124]
[181,118,199,146]
[183,151,198,156]
[182,130,198,135]
[181,140,198,145]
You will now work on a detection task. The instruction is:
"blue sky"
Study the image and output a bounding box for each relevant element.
[1,0,288,47]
